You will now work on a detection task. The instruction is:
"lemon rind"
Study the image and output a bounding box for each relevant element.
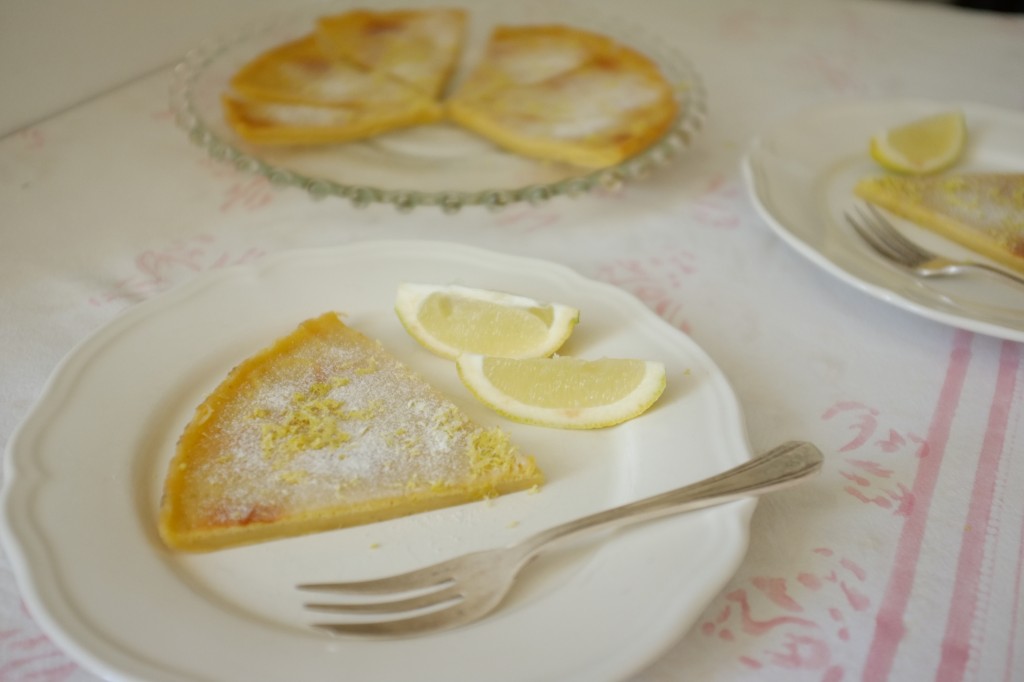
[455,354,667,430]
[395,282,580,360]
[868,111,966,176]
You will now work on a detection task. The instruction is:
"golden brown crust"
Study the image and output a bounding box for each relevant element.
[445,24,679,168]
[316,8,467,97]
[222,94,442,146]
[159,313,542,552]
[224,33,442,145]
[854,173,1024,274]
[222,15,677,162]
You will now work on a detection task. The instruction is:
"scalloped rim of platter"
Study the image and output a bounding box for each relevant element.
[169,0,707,213]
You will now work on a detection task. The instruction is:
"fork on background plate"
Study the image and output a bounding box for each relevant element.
[298,440,823,637]
[845,203,1024,287]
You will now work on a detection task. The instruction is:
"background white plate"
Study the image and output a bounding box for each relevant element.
[1,241,754,682]
[743,99,1024,342]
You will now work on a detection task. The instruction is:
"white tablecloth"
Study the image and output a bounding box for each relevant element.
[2,0,1023,680]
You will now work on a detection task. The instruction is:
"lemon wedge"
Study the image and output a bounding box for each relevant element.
[869,111,966,175]
[395,283,580,360]
[456,354,666,429]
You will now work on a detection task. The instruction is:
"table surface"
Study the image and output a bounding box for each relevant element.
[2,0,1023,680]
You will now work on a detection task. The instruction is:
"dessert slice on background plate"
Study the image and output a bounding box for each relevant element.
[854,173,1024,275]
[446,25,678,168]
[158,312,542,552]
[316,8,467,98]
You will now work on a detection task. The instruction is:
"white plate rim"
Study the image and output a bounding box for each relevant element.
[741,97,1024,343]
[0,240,755,682]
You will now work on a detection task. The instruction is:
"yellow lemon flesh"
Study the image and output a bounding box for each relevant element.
[396,283,579,360]
[869,111,966,175]
[456,354,666,429]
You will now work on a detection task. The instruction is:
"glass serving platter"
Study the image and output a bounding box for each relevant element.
[169,0,707,212]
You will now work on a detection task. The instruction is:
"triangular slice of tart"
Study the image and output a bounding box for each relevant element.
[445,25,679,168]
[224,34,441,144]
[315,8,467,98]
[854,173,1024,275]
[222,92,441,146]
[158,312,543,552]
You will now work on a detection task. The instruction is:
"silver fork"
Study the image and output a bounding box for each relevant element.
[845,203,1024,287]
[299,440,823,637]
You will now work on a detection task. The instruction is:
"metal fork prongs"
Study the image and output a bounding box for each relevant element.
[299,440,824,637]
[845,203,1024,287]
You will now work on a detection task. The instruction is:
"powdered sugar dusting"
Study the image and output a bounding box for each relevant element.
[249,101,355,127]
[176,315,535,529]
[487,69,664,141]
[492,41,592,85]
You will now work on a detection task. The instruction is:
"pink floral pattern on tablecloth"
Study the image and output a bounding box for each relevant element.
[88,235,265,308]
[596,251,697,333]
[690,396,933,681]
[700,546,869,682]
[197,159,276,212]
[0,605,77,682]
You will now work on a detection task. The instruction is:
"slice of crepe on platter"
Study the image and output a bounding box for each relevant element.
[316,8,467,98]
[225,33,442,145]
[446,25,679,168]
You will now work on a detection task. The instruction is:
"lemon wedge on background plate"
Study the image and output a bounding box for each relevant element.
[395,283,580,360]
[456,354,666,429]
[868,110,966,175]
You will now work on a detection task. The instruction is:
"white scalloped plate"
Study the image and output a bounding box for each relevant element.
[743,99,1024,342]
[1,241,753,682]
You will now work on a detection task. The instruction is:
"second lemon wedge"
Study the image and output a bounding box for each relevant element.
[456,354,666,429]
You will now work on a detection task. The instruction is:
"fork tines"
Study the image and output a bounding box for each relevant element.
[845,203,927,267]
[299,569,463,636]
[855,204,928,259]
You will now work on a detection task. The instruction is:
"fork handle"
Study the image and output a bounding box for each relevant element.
[515,441,823,559]
[939,261,1024,287]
